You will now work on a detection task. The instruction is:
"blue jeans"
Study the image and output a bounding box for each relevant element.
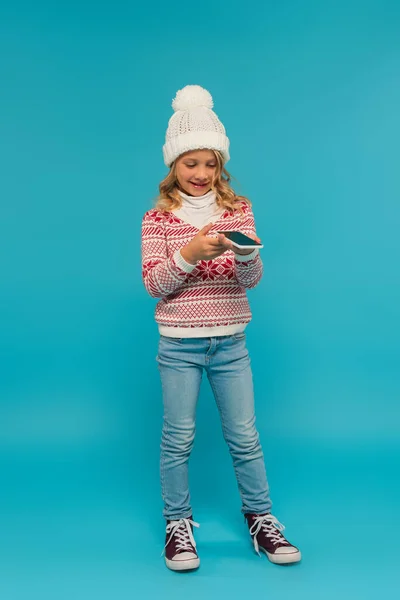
[157,333,272,520]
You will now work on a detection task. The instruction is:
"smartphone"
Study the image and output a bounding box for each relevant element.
[218,231,263,249]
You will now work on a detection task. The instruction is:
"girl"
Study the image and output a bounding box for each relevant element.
[141,85,301,571]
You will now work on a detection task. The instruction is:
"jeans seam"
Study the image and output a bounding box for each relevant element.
[160,416,168,501]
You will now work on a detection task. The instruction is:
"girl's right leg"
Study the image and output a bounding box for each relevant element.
[157,336,203,521]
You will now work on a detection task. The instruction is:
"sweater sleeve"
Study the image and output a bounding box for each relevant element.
[141,210,196,298]
[234,204,263,289]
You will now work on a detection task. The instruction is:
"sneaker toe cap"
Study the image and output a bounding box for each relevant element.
[172,551,198,561]
[275,545,299,555]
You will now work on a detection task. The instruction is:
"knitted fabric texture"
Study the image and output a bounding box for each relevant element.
[163,85,230,167]
[141,202,262,335]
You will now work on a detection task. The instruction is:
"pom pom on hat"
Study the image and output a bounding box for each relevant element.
[172,85,214,112]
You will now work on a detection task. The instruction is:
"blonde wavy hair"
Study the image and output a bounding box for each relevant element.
[156,150,251,213]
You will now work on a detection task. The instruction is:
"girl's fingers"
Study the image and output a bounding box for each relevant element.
[217,234,233,250]
[208,236,224,247]
[206,235,233,254]
[208,241,230,251]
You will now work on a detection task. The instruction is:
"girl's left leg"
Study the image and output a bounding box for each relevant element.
[205,333,272,515]
[206,334,301,565]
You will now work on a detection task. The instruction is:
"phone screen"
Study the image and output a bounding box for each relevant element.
[219,231,262,247]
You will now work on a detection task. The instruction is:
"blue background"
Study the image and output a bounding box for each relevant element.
[1,1,399,598]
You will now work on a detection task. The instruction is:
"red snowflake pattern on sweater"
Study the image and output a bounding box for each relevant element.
[141,201,263,331]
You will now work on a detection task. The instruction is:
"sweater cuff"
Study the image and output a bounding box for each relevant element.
[234,248,259,262]
[174,249,197,273]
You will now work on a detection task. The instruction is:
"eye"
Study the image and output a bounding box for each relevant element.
[185,164,196,168]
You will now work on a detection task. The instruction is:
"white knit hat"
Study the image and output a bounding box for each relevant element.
[163,85,230,167]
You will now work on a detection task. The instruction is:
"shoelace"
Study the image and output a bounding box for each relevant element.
[249,514,288,555]
[162,518,200,556]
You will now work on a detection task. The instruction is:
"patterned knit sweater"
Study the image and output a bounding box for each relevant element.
[141,201,263,337]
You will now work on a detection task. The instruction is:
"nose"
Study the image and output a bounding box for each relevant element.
[192,166,208,182]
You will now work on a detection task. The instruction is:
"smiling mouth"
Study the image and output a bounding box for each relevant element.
[190,182,209,188]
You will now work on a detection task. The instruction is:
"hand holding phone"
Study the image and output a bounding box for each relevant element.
[181,223,233,264]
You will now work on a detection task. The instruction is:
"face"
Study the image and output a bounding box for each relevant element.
[175,150,218,196]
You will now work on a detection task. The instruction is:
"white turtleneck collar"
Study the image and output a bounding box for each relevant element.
[173,189,224,229]
[178,189,216,209]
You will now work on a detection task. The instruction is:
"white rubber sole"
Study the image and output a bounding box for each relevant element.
[260,546,302,565]
[165,557,200,571]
